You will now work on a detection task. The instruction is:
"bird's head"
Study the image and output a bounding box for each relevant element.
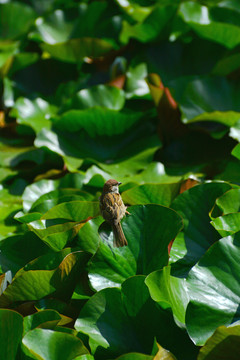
[102,179,122,194]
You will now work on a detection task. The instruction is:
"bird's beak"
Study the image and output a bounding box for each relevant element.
[118,182,122,185]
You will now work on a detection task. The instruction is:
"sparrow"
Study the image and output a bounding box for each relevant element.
[99,179,129,247]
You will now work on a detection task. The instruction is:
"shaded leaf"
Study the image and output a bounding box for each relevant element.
[0,309,23,360]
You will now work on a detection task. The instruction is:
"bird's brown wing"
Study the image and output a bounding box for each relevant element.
[100,193,124,223]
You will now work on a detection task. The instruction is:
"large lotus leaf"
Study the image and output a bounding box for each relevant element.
[0,188,23,237]
[185,233,240,345]
[0,309,23,360]
[0,139,44,168]
[0,232,51,275]
[211,213,240,236]
[76,217,103,254]
[41,201,99,221]
[0,251,91,307]
[75,276,197,360]
[35,120,160,162]
[29,189,94,214]
[0,2,36,40]
[22,328,89,360]
[179,2,240,49]
[170,182,231,271]
[88,204,183,291]
[41,38,114,64]
[122,183,180,206]
[64,85,125,111]
[22,175,85,213]
[120,5,177,44]
[145,266,189,325]
[84,147,159,182]
[54,108,143,137]
[170,76,240,126]
[198,324,240,360]
[22,179,60,212]
[27,219,88,251]
[10,97,57,133]
[32,9,74,44]
[121,163,182,186]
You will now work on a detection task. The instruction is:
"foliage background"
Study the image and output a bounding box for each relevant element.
[1,0,240,359]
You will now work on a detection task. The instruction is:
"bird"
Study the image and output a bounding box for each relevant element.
[99,179,129,247]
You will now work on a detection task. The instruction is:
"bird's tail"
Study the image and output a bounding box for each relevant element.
[112,222,128,247]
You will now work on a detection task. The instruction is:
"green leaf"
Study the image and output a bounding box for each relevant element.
[27,219,87,251]
[10,97,57,133]
[112,354,153,360]
[171,76,240,127]
[179,2,240,49]
[214,188,240,214]
[145,266,189,325]
[0,251,91,307]
[0,309,23,360]
[198,324,240,360]
[186,232,240,345]
[0,2,36,40]
[0,42,19,70]
[0,187,22,236]
[35,120,160,163]
[54,108,143,137]
[23,310,62,335]
[0,232,51,275]
[76,217,103,254]
[41,38,114,64]
[125,63,149,99]
[120,5,177,44]
[171,182,231,271]
[90,147,159,180]
[232,143,240,160]
[211,213,240,236]
[23,328,89,360]
[63,84,125,111]
[30,189,94,214]
[122,183,180,206]
[32,9,74,44]
[41,201,99,221]
[22,179,60,212]
[88,204,183,290]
